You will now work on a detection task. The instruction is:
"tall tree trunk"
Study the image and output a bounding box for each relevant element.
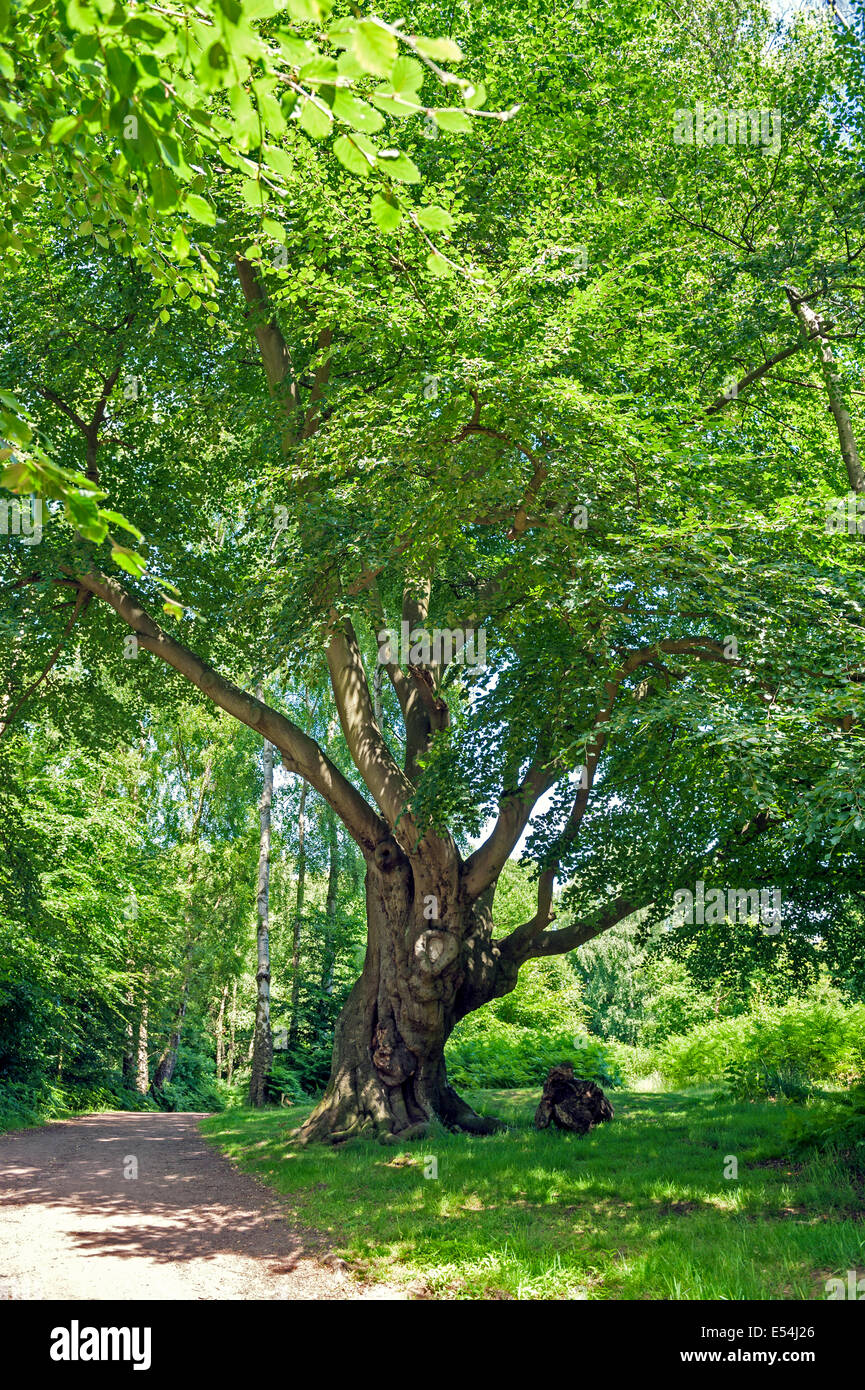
[227,978,237,1085]
[295,840,511,1145]
[288,781,308,1047]
[320,809,340,997]
[135,993,149,1094]
[785,285,865,495]
[122,985,136,1088]
[215,982,228,1079]
[249,721,274,1106]
[150,750,212,1097]
[150,971,189,1093]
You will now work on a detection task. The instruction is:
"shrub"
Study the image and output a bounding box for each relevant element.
[445,1027,622,1091]
[264,1059,312,1106]
[606,1041,658,1085]
[724,1059,814,1102]
[658,987,865,1088]
[780,1083,865,1159]
[0,1075,158,1131]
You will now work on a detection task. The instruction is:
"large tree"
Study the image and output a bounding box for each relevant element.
[2,0,864,1141]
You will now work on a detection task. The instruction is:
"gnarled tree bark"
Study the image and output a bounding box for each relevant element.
[294,835,514,1144]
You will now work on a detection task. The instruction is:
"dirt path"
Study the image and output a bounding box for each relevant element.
[0,1111,402,1300]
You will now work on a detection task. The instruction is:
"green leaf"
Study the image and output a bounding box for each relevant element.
[66,0,99,33]
[100,510,143,542]
[244,0,287,17]
[105,45,137,97]
[416,204,454,233]
[298,98,332,140]
[432,107,472,134]
[333,134,374,177]
[206,41,230,72]
[111,545,148,577]
[66,491,108,542]
[286,0,324,20]
[426,251,451,276]
[331,90,385,135]
[171,226,190,259]
[414,37,464,63]
[391,56,423,95]
[263,144,294,178]
[371,192,402,232]
[352,20,397,77]
[150,166,180,212]
[49,114,82,144]
[299,57,339,84]
[185,193,216,225]
[256,89,286,136]
[240,178,268,206]
[262,215,286,242]
[376,149,420,183]
[464,81,487,109]
[276,33,313,66]
[1,460,33,490]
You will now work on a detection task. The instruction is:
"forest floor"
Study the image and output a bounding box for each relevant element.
[0,1110,406,1300]
[203,1087,865,1300]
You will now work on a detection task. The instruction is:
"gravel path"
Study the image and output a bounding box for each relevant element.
[0,1111,402,1301]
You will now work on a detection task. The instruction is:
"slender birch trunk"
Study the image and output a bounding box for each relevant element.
[289,780,308,1047]
[249,717,274,1107]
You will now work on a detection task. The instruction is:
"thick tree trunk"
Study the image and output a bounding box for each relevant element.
[295,840,515,1144]
[123,979,150,1093]
[249,730,274,1107]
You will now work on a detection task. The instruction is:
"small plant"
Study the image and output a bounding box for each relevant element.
[724,1059,814,1102]
[780,1082,865,1159]
[264,1060,311,1106]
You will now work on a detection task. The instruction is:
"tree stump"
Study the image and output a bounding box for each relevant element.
[534,1064,614,1134]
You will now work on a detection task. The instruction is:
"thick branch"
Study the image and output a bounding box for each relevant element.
[325,613,418,842]
[462,761,557,899]
[522,811,779,961]
[235,254,298,449]
[68,567,383,853]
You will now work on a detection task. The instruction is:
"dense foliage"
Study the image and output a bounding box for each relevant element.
[2,0,864,1139]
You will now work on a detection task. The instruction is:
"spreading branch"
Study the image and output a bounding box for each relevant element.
[67,566,384,854]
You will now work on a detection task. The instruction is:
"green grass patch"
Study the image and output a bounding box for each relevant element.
[201,1086,865,1300]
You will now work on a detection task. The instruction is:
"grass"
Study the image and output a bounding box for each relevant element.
[200,1085,865,1300]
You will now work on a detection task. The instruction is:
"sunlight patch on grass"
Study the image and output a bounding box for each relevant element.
[201,1088,864,1300]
